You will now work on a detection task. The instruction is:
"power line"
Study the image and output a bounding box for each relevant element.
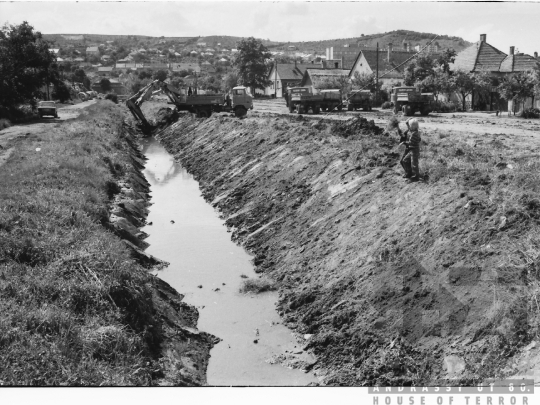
[320,34,441,115]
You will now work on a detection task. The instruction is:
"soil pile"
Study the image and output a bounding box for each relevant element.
[154,111,538,386]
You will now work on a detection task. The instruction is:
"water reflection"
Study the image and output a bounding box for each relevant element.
[140,138,316,386]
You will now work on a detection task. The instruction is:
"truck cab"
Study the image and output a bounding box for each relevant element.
[231,86,253,111]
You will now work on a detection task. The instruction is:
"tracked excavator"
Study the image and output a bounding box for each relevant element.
[126,80,253,128]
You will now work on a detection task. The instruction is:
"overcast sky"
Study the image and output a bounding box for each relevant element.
[2,1,540,55]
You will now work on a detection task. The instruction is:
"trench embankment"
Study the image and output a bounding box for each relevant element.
[154,109,539,386]
[0,101,213,385]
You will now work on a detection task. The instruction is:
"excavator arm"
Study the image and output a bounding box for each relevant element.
[126,80,185,128]
[126,80,160,127]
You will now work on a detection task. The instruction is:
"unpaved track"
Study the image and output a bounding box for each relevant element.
[0,100,96,167]
[254,98,540,141]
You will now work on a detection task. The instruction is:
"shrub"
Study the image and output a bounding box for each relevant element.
[521,108,540,119]
[239,277,277,294]
[381,101,393,109]
[0,118,11,130]
[432,100,457,113]
[105,94,118,104]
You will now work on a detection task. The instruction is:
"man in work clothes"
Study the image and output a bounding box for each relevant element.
[399,118,421,181]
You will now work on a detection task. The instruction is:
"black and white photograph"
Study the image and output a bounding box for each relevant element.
[0,1,539,404]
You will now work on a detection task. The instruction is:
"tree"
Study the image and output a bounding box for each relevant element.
[138,70,152,80]
[153,70,168,82]
[316,75,351,94]
[419,67,452,101]
[52,81,71,103]
[100,78,112,93]
[223,71,239,92]
[0,21,58,110]
[449,69,491,111]
[403,54,435,86]
[350,72,380,92]
[498,71,535,114]
[233,37,271,93]
[435,49,457,74]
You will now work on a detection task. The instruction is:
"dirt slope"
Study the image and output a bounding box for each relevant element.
[152,108,539,386]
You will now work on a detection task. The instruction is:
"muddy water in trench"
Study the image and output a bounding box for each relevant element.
[141,138,316,386]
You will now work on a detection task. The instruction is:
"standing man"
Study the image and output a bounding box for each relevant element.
[399,118,422,181]
[188,86,193,96]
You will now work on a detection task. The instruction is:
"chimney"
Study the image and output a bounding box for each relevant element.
[388,42,392,62]
[510,46,515,55]
[535,52,538,59]
[480,34,486,42]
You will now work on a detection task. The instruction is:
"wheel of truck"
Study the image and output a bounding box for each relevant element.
[198,109,208,118]
[420,107,430,116]
[403,105,413,116]
[337,105,343,112]
[313,106,320,114]
[347,104,353,111]
[234,107,247,118]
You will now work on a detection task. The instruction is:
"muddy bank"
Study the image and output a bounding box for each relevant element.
[155,111,536,386]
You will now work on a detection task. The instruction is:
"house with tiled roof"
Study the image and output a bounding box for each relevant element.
[263,63,315,97]
[348,45,414,87]
[86,47,99,57]
[97,66,114,77]
[450,34,507,73]
[451,34,539,111]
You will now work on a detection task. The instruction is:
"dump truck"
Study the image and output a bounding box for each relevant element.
[390,86,434,116]
[347,90,372,111]
[287,87,323,114]
[126,80,253,127]
[319,89,344,112]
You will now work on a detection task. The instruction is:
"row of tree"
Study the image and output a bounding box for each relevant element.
[405,50,540,111]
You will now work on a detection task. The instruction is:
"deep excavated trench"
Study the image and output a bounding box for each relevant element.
[140,137,316,386]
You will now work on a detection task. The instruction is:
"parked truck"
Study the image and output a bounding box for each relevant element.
[319,89,344,112]
[390,86,434,116]
[126,80,253,128]
[287,87,323,114]
[347,90,372,111]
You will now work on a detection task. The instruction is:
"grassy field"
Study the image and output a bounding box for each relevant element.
[0,102,167,385]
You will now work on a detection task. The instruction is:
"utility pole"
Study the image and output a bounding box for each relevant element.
[376,42,379,106]
[274,60,277,98]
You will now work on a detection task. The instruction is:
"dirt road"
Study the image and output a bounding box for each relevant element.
[254,98,540,139]
[0,100,96,167]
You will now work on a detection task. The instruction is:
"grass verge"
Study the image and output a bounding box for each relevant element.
[0,101,165,385]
